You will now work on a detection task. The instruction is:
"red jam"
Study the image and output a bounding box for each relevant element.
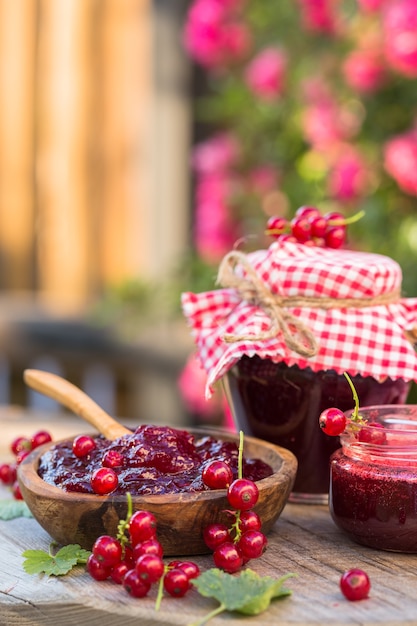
[225,357,409,501]
[37,425,273,495]
[330,406,417,553]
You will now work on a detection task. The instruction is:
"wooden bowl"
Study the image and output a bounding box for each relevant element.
[17,428,297,556]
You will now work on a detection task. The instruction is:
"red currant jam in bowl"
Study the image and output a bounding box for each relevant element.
[223,357,409,504]
[37,425,273,495]
[330,405,417,552]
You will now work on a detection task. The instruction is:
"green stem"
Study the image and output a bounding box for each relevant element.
[343,372,359,422]
[154,569,166,611]
[238,430,244,480]
[232,430,245,543]
[187,603,226,626]
[117,492,133,549]
[328,209,365,226]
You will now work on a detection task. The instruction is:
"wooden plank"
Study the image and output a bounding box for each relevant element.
[0,0,36,290]
[94,0,152,286]
[1,405,417,626]
[35,0,93,307]
[1,501,417,625]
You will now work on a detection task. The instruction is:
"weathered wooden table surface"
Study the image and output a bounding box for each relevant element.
[1,408,417,625]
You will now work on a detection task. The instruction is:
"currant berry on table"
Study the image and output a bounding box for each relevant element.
[340,568,371,601]
[2,429,53,499]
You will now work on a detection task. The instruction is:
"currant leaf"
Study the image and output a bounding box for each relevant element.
[190,568,295,625]
[22,543,91,576]
[0,499,33,520]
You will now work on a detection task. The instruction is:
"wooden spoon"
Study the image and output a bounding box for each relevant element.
[23,369,132,440]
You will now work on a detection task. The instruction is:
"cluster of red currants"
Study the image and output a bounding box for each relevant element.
[265,205,364,249]
[87,509,200,599]
[201,460,267,573]
[0,430,52,499]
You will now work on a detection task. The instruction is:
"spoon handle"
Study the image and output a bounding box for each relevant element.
[23,369,132,440]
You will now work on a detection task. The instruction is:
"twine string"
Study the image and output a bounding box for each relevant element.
[216,250,401,358]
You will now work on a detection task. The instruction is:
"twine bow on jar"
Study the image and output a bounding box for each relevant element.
[216,250,402,359]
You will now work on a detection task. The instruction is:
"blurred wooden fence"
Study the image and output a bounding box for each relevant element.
[0,0,191,310]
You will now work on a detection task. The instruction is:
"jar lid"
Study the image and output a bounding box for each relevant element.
[182,241,417,397]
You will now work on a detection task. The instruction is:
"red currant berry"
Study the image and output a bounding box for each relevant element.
[15,450,31,465]
[238,509,262,533]
[102,449,124,469]
[168,560,200,580]
[10,436,32,456]
[295,205,320,219]
[86,554,111,581]
[203,523,232,551]
[123,569,151,598]
[291,216,311,243]
[72,435,96,458]
[91,467,118,495]
[309,215,327,238]
[31,430,53,449]
[319,407,347,436]
[202,460,233,490]
[213,542,243,573]
[358,422,387,445]
[0,463,17,486]
[265,216,288,237]
[129,510,157,545]
[163,568,191,597]
[237,530,267,560]
[12,481,23,500]
[133,538,163,559]
[227,478,259,511]
[135,554,164,584]
[325,226,346,249]
[324,211,345,226]
[340,568,371,601]
[110,561,130,584]
[92,535,122,567]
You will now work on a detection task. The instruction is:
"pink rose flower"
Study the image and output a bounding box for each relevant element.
[297,0,340,35]
[192,133,240,175]
[383,0,417,77]
[183,0,251,69]
[244,47,287,101]
[178,354,223,419]
[194,175,241,263]
[384,130,417,195]
[327,148,370,201]
[343,48,386,93]
[302,99,359,149]
[357,0,387,11]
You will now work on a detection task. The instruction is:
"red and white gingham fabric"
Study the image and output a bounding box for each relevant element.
[181,241,417,398]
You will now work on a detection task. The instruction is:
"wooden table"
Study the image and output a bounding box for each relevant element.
[1,410,417,625]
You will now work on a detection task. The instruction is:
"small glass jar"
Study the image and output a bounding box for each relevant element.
[330,405,417,553]
[223,357,410,504]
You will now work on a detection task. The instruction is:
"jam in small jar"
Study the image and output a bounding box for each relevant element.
[224,358,409,503]
[330,405,417,552]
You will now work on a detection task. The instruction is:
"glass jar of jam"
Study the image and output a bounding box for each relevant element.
[330,405,417,552]
[224,358,409,504]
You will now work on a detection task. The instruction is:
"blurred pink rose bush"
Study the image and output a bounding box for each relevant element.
[183,0,417,278]
[179,0,417,421]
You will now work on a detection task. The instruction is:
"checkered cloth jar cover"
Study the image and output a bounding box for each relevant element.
[181,241,417,398]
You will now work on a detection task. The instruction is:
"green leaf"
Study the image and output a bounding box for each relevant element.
[190,568,295,625]
[0,499,33,520]
[22,543,91,577]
